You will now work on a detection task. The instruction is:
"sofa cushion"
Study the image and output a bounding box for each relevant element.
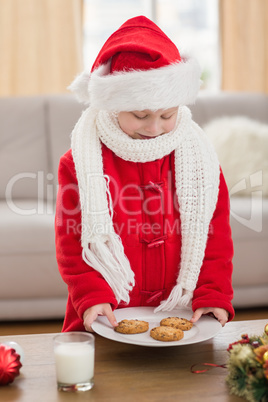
[0,200,67,299]
[230,197,268,238]
[0,97,48,200]
[190,91,268,127]
[46,94,84,199]
[0,299,67,320]
[0,200,55,253]
[230,197,268,288]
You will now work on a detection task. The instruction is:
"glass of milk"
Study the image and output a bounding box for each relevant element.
[53,332,95,391]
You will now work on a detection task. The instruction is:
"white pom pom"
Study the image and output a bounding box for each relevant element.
[68,70,91,104]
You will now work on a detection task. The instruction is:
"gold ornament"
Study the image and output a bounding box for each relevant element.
[263,351,268,362]
[265,323,268,335]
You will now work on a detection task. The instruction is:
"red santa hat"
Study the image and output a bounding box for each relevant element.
[69,15,201,110]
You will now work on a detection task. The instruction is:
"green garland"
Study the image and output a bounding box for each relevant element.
[226,325,268,402]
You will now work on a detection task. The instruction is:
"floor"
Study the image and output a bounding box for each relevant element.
[0,307,267,336]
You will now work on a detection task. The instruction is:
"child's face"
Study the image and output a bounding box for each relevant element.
[117,107,178,140]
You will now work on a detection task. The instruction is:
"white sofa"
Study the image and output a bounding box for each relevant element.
[0,92,267,320]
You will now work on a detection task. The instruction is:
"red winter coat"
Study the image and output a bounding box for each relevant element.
[55,146,234,332]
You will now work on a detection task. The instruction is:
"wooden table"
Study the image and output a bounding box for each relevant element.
[0,319,267,402]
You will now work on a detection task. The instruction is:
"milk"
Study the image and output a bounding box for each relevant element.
[54,342,94,384]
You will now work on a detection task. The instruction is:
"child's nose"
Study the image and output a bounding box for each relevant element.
[145,119,162,136]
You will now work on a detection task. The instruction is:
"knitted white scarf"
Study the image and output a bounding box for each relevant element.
[71,106,220,311]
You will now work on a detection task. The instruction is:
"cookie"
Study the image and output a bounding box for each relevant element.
[114,319,149,334]
[160,317,193,331]
[150,326,184,342]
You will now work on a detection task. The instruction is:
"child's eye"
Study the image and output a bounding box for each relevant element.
[161,115,172,120]
[133,113,147,120]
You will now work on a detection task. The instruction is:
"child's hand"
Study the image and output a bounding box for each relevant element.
[83,303,118,332]
[190,307,229,327]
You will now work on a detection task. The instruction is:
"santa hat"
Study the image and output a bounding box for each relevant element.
[69,15,201,110]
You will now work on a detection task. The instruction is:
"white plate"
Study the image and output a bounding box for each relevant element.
[92,307,222,347]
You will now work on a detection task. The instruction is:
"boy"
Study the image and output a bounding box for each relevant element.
[55,16,234,332]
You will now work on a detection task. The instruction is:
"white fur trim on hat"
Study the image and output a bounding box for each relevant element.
[68,70,91,104]
[69,56,201,110]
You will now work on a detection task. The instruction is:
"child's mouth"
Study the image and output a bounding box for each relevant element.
[138,134,155,139]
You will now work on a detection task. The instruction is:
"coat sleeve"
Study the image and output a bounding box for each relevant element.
[55,150,118,320]
[192,169,235,320]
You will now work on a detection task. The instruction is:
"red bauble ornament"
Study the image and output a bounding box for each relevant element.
[251,340,260,349]
[0,344,22,385]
